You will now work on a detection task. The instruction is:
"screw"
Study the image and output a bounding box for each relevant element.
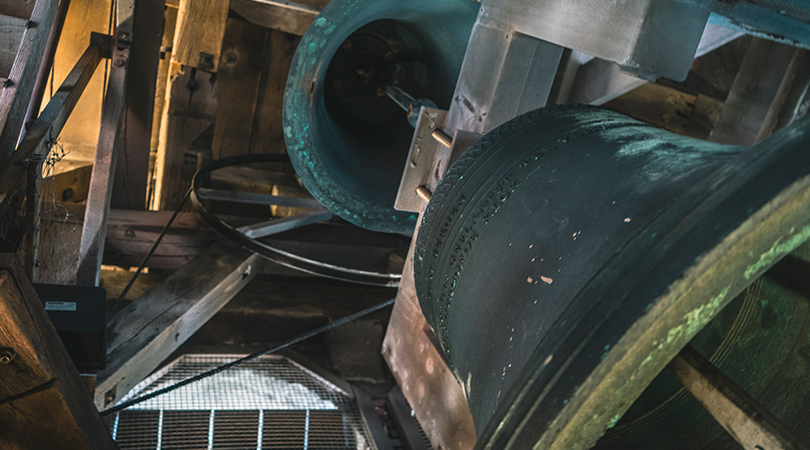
[0,349,15,365]
[118,32,129,40]
[384,51,394,62]
[376,87,385,97]
[341,40,352,50]
[332,79,342,89]
[115,58,125,66]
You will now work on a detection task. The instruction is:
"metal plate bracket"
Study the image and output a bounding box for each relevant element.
[394,107,447,213]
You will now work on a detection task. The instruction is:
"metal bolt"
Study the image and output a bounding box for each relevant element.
[341,40,352,50]
[376,87,385,97]
[118,32,129,40]
[384,52,394,62]
[332,79,342,90]
[115,58,125,66]
[0,349,16,365]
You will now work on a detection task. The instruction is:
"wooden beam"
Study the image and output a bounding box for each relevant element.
[709,38,802,145]
[212,17,267,159]
[171,0,229,72]
[668,345,809,450]
[0,254,117,449]
[94,241,262,409]
[0,0,59,165]
[230,0,319,37]
[152,68,217,210]
[111,0,164,210]
[0,15,27,79]
[75,37,130,286]
[248,29,300,154]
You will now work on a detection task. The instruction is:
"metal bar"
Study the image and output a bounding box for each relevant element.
[196,187,323,208]
[444,23,562,135]
[668,345,809,450]
[238,208,334,239]
[75,38,130,286]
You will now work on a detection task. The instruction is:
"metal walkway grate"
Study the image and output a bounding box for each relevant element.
[108,354,376,449]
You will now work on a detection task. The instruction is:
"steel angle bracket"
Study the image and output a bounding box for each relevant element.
[395,107,448,213]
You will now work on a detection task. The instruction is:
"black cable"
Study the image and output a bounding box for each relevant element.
[100,298,395,416]
[107,188,191,319]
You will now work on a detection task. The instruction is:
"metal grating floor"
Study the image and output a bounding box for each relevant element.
[108,354,376,449]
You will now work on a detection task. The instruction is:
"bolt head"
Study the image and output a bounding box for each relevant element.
[0,350,15,365]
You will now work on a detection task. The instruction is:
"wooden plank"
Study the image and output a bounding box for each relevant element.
[152,67,217,210]
[0,254,117,449]
[668,345,809,450]
[148,3,178,197]
[212,17,267,159]
[75,39,129,286]
[0,0,59,165]
[170,0,229,72]
[248,29,300,154]
[603,83,723,140]
[0,15,27,78]
[709,38,800,145]
[230,0,319,37]
[94,241,262,409]
[0,0,36,19]
[111,0,164,210]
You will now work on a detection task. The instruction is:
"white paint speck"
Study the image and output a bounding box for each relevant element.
[541,276,553,284]
[527,277,533,283]
[624,217,631,223]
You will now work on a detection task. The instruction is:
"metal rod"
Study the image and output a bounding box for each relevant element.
[668,345,809,450]
[385,85,416,112]
[431,129,453,148]
[416,185,432,202]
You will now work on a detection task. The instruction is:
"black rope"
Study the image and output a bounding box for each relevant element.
[107,188,191,319]
[100,298,395,416]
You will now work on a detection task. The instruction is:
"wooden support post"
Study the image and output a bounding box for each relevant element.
[668,345,810,450]
[212,17,267,159]
[709,38,805,145]
[94,241,262,409]
[75,42,129,286]
[152,68,217,210]
[171,0,229,72]
[111,0,164,210]
[0,0,59,165]
[0,254,117,449]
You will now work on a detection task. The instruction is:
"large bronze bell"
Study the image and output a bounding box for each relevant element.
[283,0,479,234]
[414,105,810,449]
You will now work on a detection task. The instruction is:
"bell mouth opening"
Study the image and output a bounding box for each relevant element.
[317,18,452,213]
